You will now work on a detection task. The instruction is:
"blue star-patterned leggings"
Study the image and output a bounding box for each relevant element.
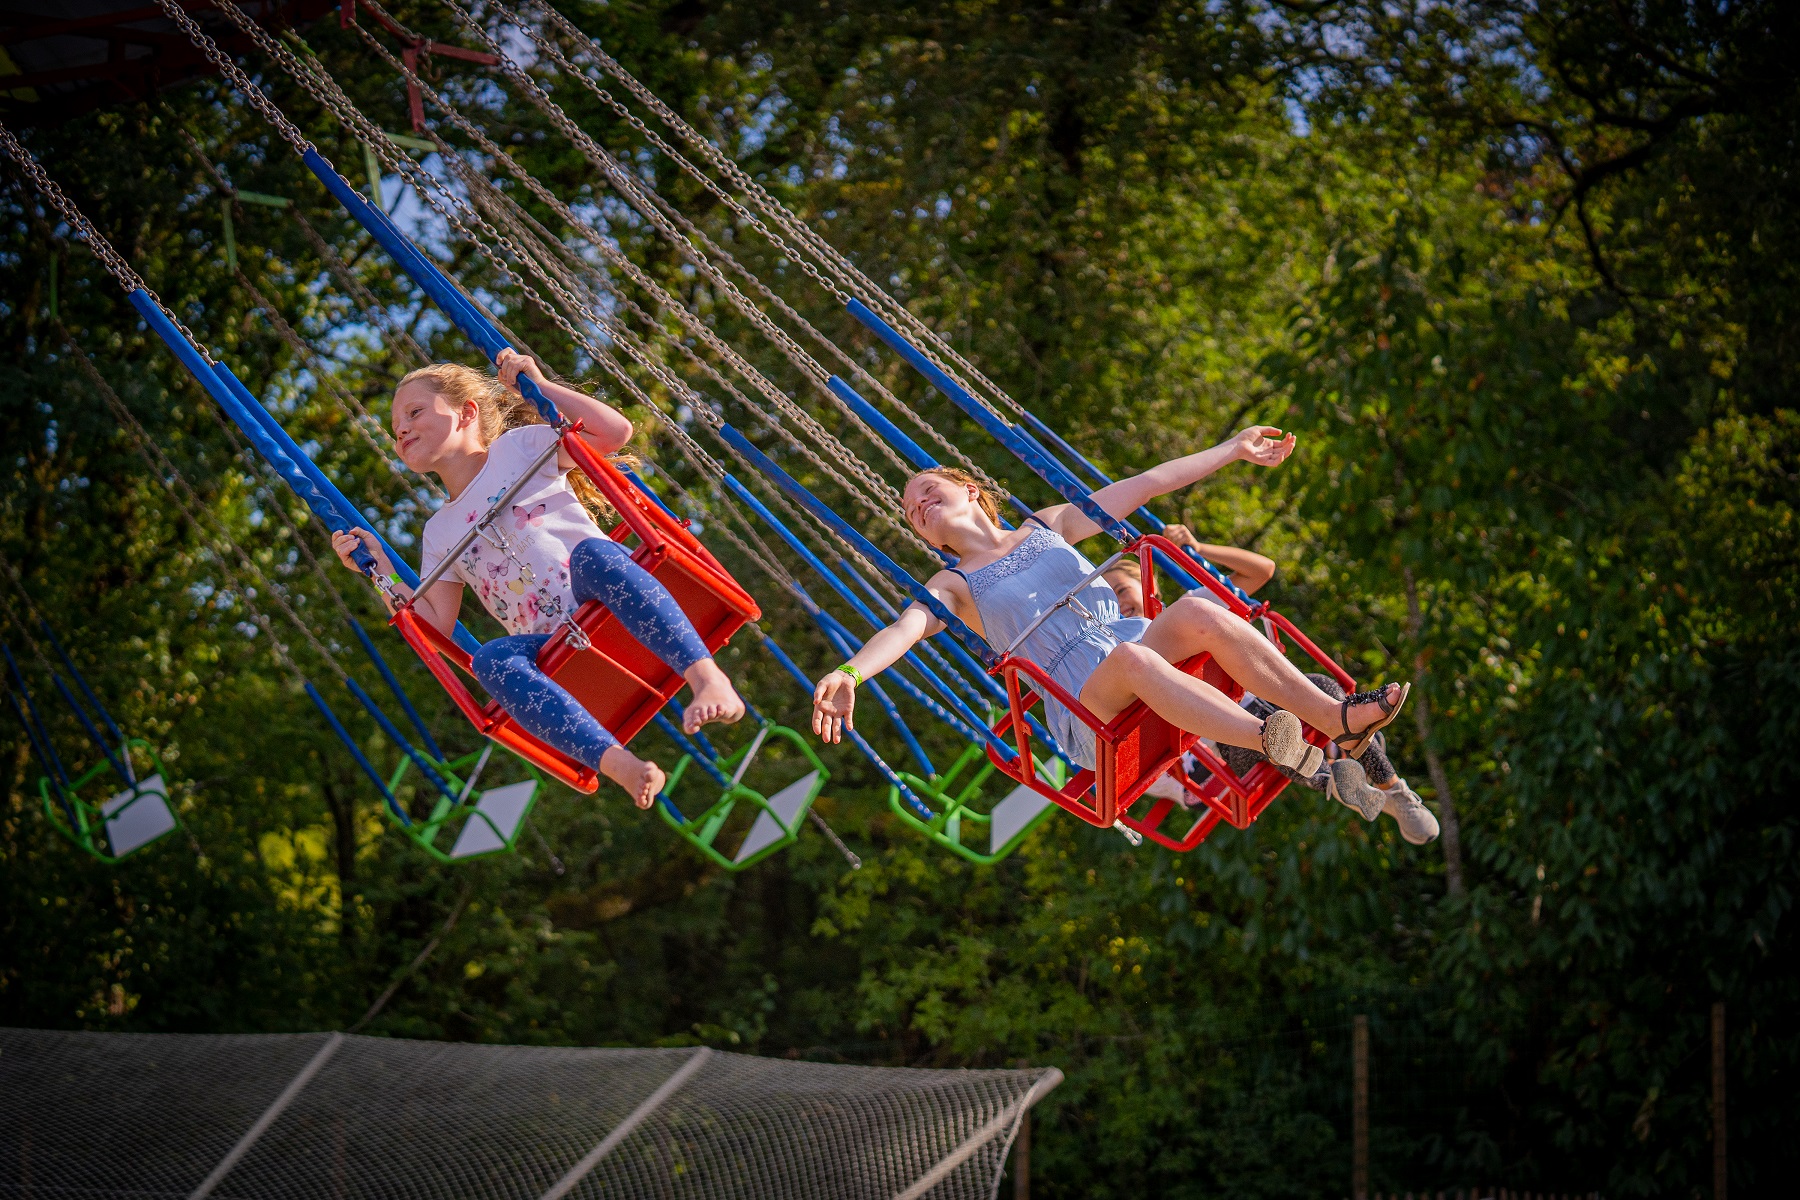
[469,538,709,769]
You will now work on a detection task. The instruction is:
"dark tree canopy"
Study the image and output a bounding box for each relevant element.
[2,3,1796,1196]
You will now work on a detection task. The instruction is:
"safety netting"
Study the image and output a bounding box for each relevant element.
[0,1027,1057,1199]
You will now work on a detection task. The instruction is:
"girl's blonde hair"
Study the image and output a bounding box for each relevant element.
[1103,554,1142,582]
[908,467,1002,525]
[396,361,622,523]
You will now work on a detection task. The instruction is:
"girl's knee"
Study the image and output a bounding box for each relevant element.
[471,634,545,690]
[1168,594,1230,634]
[1107,641,1161,675]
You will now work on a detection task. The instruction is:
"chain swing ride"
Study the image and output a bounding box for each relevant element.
[2,602,180,864]
[2,0,1367,873]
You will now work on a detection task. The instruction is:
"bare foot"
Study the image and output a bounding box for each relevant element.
[600,745,666,810]
[681,658,745,733]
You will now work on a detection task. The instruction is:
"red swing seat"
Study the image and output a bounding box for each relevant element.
[980,533,1355,848]
[391,429,761,793]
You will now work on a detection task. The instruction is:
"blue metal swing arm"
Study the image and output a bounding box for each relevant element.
[714,425,996,666]
[846,299,1251,603]
[718,471,1009,758]
[306,681,409,826]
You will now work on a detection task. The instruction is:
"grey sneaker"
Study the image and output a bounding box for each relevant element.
[1326,758,1384,821]
[1383,778,1441,845]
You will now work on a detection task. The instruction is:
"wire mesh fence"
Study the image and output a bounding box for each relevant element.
[0,1027,1058,1199]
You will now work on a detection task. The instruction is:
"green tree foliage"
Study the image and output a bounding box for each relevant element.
[2,2,1795,1195]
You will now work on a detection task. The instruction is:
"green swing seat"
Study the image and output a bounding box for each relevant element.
[660,723,829,871]
[387,745,543,863]
[40,738,180,863]
[887,743,1064,866]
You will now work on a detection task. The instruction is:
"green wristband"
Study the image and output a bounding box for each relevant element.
[834,663,864,687]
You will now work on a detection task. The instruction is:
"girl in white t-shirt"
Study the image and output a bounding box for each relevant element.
[331,350,743,808]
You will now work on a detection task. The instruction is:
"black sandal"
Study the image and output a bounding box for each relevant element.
[1334,682,1410,759]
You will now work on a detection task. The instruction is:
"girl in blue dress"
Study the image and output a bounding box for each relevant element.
[810,427,1407,783]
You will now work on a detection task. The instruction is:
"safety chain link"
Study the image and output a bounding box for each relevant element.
[154,0,314,156]
[435,0,923,488]
[291,208,434,367]
[523,0,1029,426]
[0,122,216,364]
[338,20,936,556]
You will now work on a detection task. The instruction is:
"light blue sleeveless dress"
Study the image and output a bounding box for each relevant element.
[952,519,1152,769]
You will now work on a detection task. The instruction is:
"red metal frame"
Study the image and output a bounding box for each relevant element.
[390,427,760,793]
[340,0,498,132]
[980,533,1355,848]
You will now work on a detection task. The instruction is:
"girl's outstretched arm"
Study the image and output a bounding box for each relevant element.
[811,575,964,743]
[1039,425,1294,544]
[330,529,465,637]
[496,348,634,454]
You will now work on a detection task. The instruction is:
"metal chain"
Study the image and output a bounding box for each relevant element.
[0,122,215,365]
[432,130,918,547]
[291,208,434,367]
[493,0,1013,493]
[418,91,868,482]
[154,0,314,156]
[672,212,1009,494]
[524,0,1034,429]
[430,0,922,488]
[64,337,336,685]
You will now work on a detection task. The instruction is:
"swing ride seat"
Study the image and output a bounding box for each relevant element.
[37,739,179,863]
[888,742,1063,866]
[391,431,761,793]
[659,723,828,872]
[1120,604,1357,850]
[387,747,544,863]
[982,534,1356,842]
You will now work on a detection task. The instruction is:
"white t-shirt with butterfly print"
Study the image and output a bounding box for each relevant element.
[418,424,609,636]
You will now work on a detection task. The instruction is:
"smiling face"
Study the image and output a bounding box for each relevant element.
[1105,568,1146,619]
[391,380,475,473]
[903,470,990,549]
